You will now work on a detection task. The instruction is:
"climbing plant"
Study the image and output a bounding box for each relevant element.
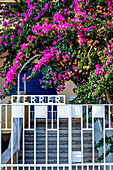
[95,135,113,161]
[0,0,113,104]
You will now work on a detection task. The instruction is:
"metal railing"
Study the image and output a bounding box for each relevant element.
[0,99,113,170]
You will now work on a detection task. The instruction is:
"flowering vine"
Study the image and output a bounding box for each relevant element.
[0,0,112,105]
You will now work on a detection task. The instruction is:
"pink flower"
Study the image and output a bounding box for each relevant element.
[42,86,45,89]
[20,20,25,28]
[75,76,79,79]
[106,71,109,74]
[52,41,57,45]
[103,50,108,55]
[13,82,16,86]
[92,14,95,19]
[90,8,94,11]
[99,67,103,74]
[17,29,22,34]
[93,89,96,91]
[4,42,7,46]
[27,77,30,80]
[20,42,29,50]
[22,77,25,83]
[110,123,113,128]
[107,61,110,64]
[80,80,84,84]
[96,97,100,100]
[95,64,100,69]
[53,13,65,23]
[73,65,76,69]
[3,21,8,27]
[108,56,112,60]
[103,13,108,18]
[104,64,108,68]
[86,1,88,6]
[106,43,110,48]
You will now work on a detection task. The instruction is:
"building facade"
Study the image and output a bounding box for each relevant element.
[0,1,113,169]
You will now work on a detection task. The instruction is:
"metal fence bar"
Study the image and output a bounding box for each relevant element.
[81,106,83,164]
[2,128,12,130]
[11,112,13,165]
[18,118,20,151]
[104,106,106,165]
[5,105,7,129]
[92,115,94,164]
[93,165,94,170]
[72,163,113,166]
[87,105,88,129]
[104,165,106,170]
[57,106,59,165]
[83,128,92,130]
[1,103,113,106]
[17,74,20,95]
[23,106,25,164]
[109,105,111,128]
[29,105,30,129]
[69,105,72,170]
[82,165,83,170]
[52,105,53,129]
[24,129,34,131]
[2,164,113,167]
[0,105,1,164]
[24,74,26,94]
[46,106,48,165]
[34,108,36,164]
[2,164,113,169]
[1,103,113,169]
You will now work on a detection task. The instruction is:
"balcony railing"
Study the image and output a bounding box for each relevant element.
[0,95,113,170]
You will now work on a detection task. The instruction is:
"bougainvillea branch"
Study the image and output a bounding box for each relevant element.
[0,0,113,104]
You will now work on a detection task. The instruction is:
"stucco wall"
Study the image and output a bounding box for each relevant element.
[58,80,76,96]
[0,53,11,104]
[0,58,5,94]
[0,0,15,3]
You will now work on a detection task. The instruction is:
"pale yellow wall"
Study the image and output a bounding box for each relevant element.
[0,58,5,94]
[2,104,11,128]
[58,80,76,96]
[0,77,5,93]
[0,0,15,3]
[0,52,11,104]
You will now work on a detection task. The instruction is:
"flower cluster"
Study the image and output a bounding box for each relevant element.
[95,44,113,77]
[0,0,112,103]
[110,123,113,128]
[5,52,24,88]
